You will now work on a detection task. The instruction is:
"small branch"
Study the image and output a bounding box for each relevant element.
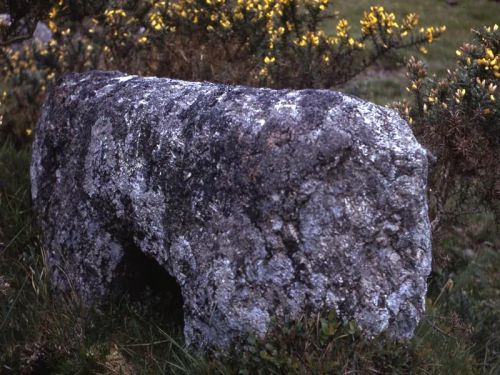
[0,33,33,46]
[428,320,458,341]
[122,339,170,347]
[431,163,451,233]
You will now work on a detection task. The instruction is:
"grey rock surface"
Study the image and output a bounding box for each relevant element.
[31,71,432,350]
[33,21,52,44]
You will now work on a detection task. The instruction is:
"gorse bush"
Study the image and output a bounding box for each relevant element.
[0,0,445,141]
[393,24,500,230]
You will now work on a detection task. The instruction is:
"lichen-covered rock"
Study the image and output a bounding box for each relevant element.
[31,71,432,350]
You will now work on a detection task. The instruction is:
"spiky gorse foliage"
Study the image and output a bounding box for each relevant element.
[0,1,445,141]
[393,25,500,230]
[139,2,445,86]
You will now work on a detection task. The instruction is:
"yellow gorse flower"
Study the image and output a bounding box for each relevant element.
[149,12,165,30]
[454,88,466,103]
[264,55,275,64]
[336,19,349,38]
[419,26,445,44]
[476,47,500,78]
[105,8,128,20]
[295,31,323,47]
[361,6,398,36]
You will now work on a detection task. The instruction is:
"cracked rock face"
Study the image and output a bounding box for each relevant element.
[31,71,432,350]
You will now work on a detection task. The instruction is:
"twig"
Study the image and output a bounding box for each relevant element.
[123,339,170,347]
[0,224,27,255]
[0,275,28,332]
[428,320,458,341]
[0,33,32,46]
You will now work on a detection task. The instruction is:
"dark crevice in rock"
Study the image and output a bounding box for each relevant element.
[112,240,184,328]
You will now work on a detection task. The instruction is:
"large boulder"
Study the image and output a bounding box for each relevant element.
[31,71,432,350]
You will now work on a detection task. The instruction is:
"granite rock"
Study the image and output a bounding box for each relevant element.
[31,71,432,350]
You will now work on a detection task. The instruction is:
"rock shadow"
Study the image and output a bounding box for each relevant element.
[112,241,185,329]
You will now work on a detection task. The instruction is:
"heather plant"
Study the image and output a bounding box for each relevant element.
[393,24,500,231]
[0,0,445,141]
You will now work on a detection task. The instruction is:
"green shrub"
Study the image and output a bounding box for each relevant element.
[444,248,500,373]
[393,24,500,229]
[206,305,482,374]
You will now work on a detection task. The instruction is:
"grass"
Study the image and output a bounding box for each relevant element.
[1,1,500,373]
[334,0,500,104]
